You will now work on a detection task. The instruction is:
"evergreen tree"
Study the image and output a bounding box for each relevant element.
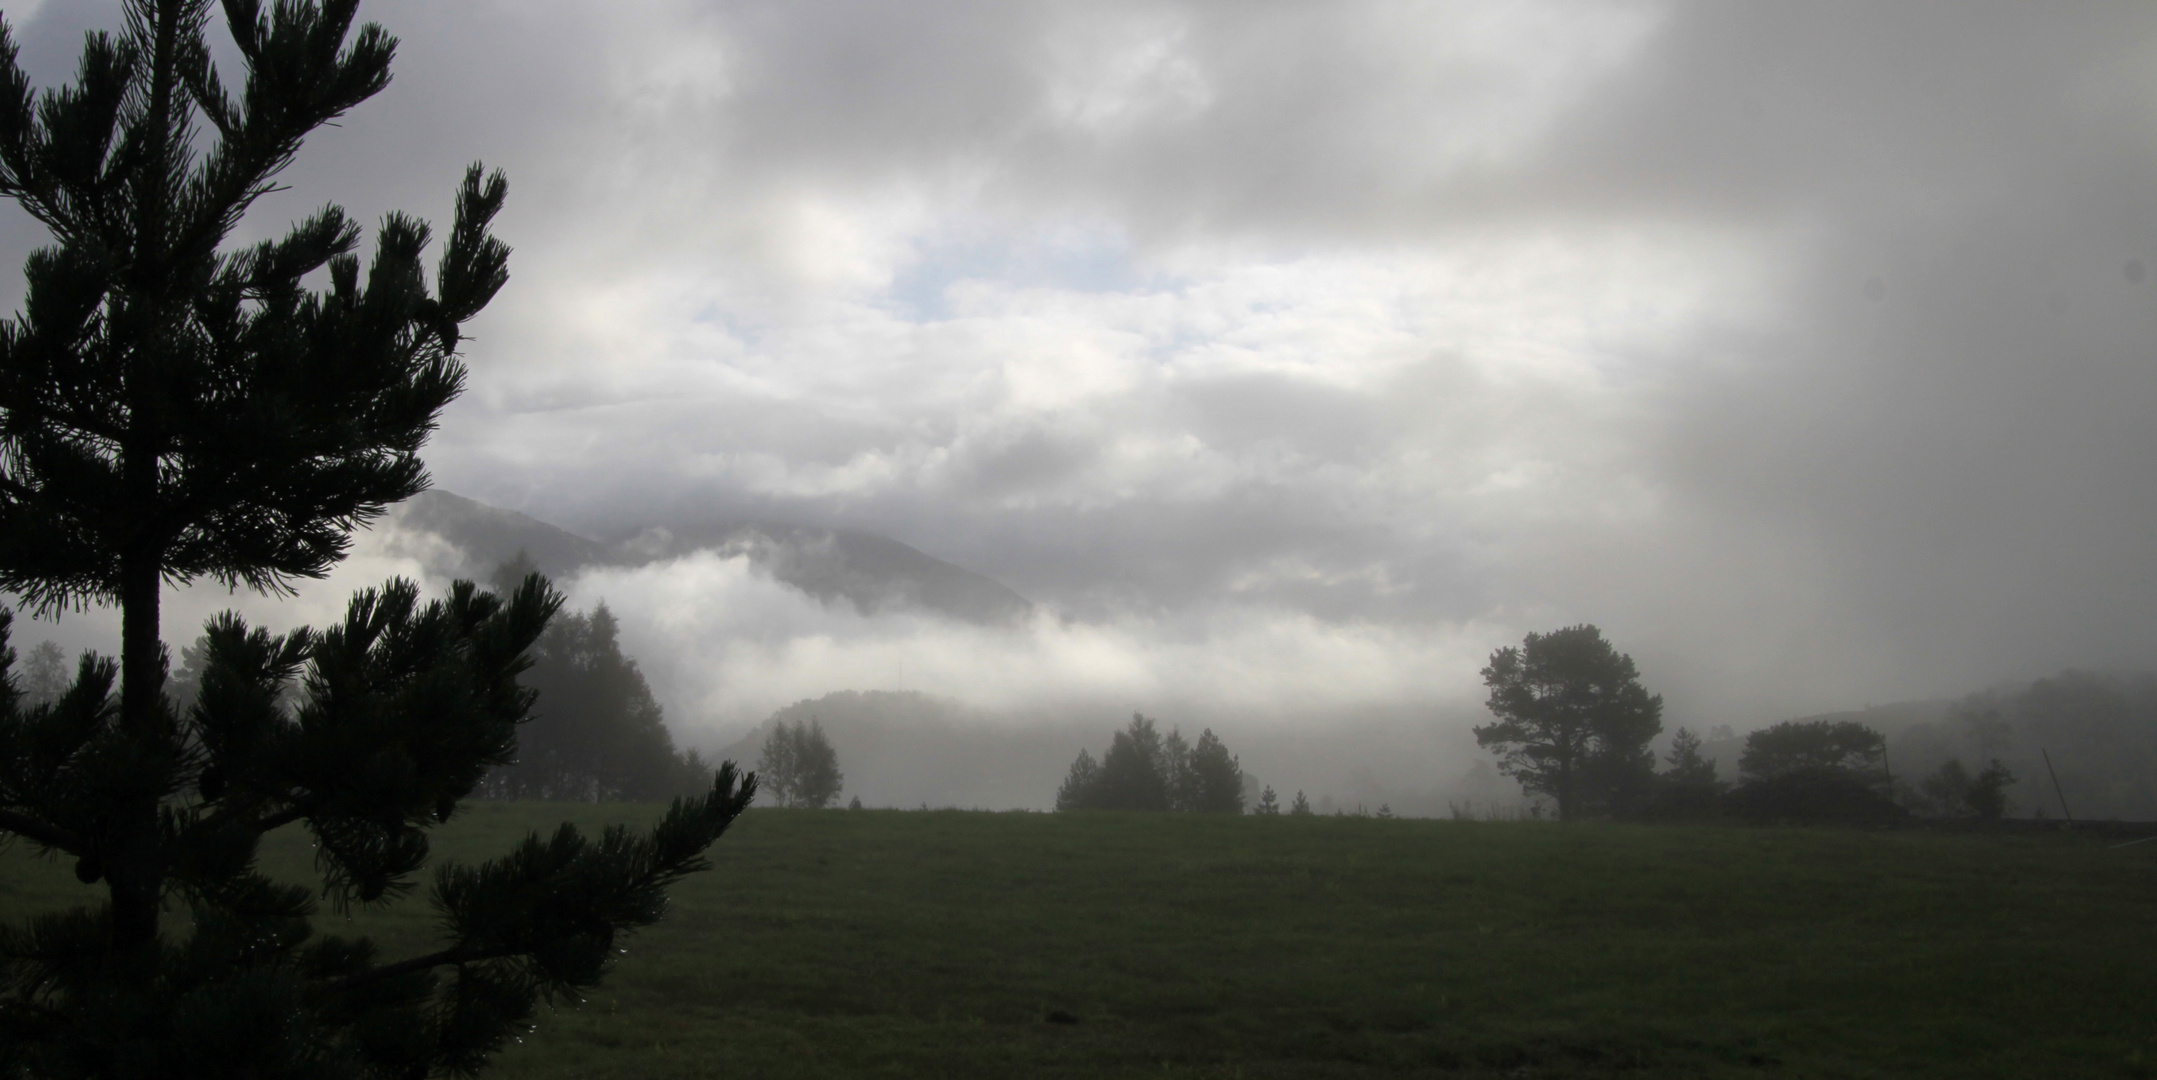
[0,4,756,1074]
[1649,726,1728,819]
[1091,714,1172,811]
[487,598,704,801]
[1161,727,1194,810]
[1054,714,1247,813]
[1663,727,1721,787]
[1474,625,1663,821]
[164,632,212,716]
[1184,728,1245,813]
[1289,790,1312,816]
[1055,748,1101,812]
[1254,785,1280,815]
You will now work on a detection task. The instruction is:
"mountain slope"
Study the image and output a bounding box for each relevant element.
[392,490,612,580]
[384,490,1034,626]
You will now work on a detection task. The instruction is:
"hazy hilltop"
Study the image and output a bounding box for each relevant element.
[393,490,613,580]
[1875,671,2157,821]
[386,490,1034,626]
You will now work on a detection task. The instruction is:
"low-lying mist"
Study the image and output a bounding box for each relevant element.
[23,515,2149,817]
[14,519,1515,812]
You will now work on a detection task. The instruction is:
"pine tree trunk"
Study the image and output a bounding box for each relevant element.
[104,0,184,956]
[109,545,166,954]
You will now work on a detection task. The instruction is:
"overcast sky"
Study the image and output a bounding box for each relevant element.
[7,1,2157,738]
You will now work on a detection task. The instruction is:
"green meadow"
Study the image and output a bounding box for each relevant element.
[4,805,2153,1078]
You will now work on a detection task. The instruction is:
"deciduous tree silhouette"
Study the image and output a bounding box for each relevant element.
[758,717,843,808]
[1737,720,1887,783]
[1726,720,1900,823]
[16,638,62,706]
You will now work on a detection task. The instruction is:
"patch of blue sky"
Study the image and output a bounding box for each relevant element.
[686,299,769,351]
[882,222,1180,323]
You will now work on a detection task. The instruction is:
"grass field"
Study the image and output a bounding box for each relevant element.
[5,805,2155,1078]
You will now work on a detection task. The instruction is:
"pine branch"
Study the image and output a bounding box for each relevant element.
[317,943,470,995]
[0,807,81,852]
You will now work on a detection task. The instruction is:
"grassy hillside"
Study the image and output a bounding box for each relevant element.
[4,806,2153,1078]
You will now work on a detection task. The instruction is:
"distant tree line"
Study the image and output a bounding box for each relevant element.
[1473,623,2024,825]
[1057,714,1246,813]
[1892,670,2155,821]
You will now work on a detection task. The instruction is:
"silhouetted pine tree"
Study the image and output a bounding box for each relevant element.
[0,4,755,1075]
[1647,726,1728,819]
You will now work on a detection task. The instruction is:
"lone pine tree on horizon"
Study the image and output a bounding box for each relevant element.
[0,2,753,1076]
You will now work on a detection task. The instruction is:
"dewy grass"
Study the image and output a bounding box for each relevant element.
[5,805,2151,1078]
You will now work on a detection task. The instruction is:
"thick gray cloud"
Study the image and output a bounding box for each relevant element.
[7,1,2156,738]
